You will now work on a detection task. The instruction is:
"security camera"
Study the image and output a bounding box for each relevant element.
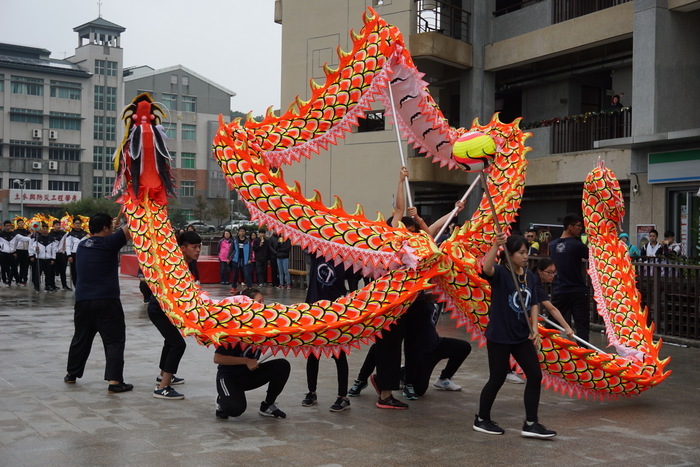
[632,185,639,195]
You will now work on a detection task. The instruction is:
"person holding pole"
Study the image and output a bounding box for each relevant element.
[473,232,557,439]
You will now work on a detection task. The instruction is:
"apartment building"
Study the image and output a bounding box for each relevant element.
[0,17,125,218]
[124,65,236,218]
[1,16,236,222]
[276,0,700,256]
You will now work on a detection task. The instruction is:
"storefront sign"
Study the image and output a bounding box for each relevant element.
[648,149,700,184]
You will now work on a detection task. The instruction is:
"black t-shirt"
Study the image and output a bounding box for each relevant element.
[549,236,589,294]
[215,344,261,378]
[75,229,127,302]
[305,256,350,303]
[484,264,539,344]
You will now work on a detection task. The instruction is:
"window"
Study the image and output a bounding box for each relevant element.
[94,116,104,140]
[162,93,177,111]
[9,140,42,159]
[49,112,81,131]
[164,126,176,139]
[48,180,80,191]
[93,146,105,170]
[181,152,196,169]
[9,108,43,124]
[182,124,196,140]
[93,176,103,196]
[0,74,4,92]
[94,86,104,110]
[105,116,116,141]
[106,61,117,77]
[49,144,81,161]
[11,178,41,190]
[95,60,118,76]
[10,76,44,96]
[106,87,117,111]
[180,180,195,197]
[182,96,196,112]
[169,151,177,167]
[50,80,81,100]
[357,110,385,132]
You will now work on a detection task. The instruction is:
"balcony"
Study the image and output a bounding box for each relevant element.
[411,0,473,70]
[554,0,633,23]
[522,107,632,154]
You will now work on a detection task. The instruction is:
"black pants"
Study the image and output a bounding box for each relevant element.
[405,337,471,396]
[552,292,590,343]
[256,258,269,284]
[16,250,29,283]
[0,252,18,285]
[148,304,186,375]
[306,353,349,397]
[54,252,68,287]
[356,344,377,382]
[216,359,290,417]
[478,339,542,422]
[69,254,78,286]
[39,258,55,289]
[66,300,126,382]
[373,318,405,391]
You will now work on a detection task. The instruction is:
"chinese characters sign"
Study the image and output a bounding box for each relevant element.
[9,189,82,206]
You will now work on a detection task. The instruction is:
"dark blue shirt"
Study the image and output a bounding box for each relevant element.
[549,237,589,294]
[215,345,261,378]
[484,264,539,344]
[75,229,127,302]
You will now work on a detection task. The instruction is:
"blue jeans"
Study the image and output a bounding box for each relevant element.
[219,261,230,284]
[277,258,290,286]
[230,260,252,288]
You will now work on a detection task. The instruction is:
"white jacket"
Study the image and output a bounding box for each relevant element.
[29,234,57,260]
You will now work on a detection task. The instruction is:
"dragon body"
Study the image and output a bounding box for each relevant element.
[117,8,668,398]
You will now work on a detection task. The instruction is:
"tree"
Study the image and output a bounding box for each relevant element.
[167,200,189,229]
[56,197,120,218]
[193,195,209,220]
[210,197,230,225]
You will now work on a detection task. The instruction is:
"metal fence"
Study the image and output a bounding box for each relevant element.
[415,0,471,43]
[553,0,632,23]
[550,108,632,154]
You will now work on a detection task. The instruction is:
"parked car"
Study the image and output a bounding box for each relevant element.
[220,219,258,232]
[186,220,217,233]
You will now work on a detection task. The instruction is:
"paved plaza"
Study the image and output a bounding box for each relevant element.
[0,276,698,466]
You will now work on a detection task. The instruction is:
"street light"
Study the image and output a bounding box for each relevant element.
[13,178,30,218]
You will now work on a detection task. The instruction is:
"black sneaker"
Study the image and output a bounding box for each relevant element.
[259,401,286,418]
[153,386,185,400]
[376,395,409,410]
[215,396,228,419]
[348,379,367,397]
[521,421,557,439]
[108,382,134,393]
[301,392,317,407]
[329,397,351,412]
[156,375,185,385]
[402,384,418,400]
[473,414,505,435]
[64,374,77,384]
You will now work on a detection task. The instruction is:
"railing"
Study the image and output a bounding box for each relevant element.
[554,0,632,23]
[415,0,471,43]
[531,256,700,341]
[522,107,632,154]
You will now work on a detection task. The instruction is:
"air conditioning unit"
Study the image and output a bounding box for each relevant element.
[48,161,58,170]
[32,162,42,170]
[49,130,58,139]
[32,129,41,138]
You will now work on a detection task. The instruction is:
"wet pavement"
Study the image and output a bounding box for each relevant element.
[0,275,698,466]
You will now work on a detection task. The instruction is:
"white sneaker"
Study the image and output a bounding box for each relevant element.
[506,372,525,384]
[433,377,462,391]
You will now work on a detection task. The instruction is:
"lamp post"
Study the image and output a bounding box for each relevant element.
[13,178,30,218]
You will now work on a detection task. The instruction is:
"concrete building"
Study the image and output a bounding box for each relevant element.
[0,16,125,218]
[123,65,236,219]
[276,0,700,256]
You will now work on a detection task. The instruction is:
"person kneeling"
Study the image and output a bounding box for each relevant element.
[214,288,291,419]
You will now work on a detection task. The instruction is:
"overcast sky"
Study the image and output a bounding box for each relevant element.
[0,0,282,114]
